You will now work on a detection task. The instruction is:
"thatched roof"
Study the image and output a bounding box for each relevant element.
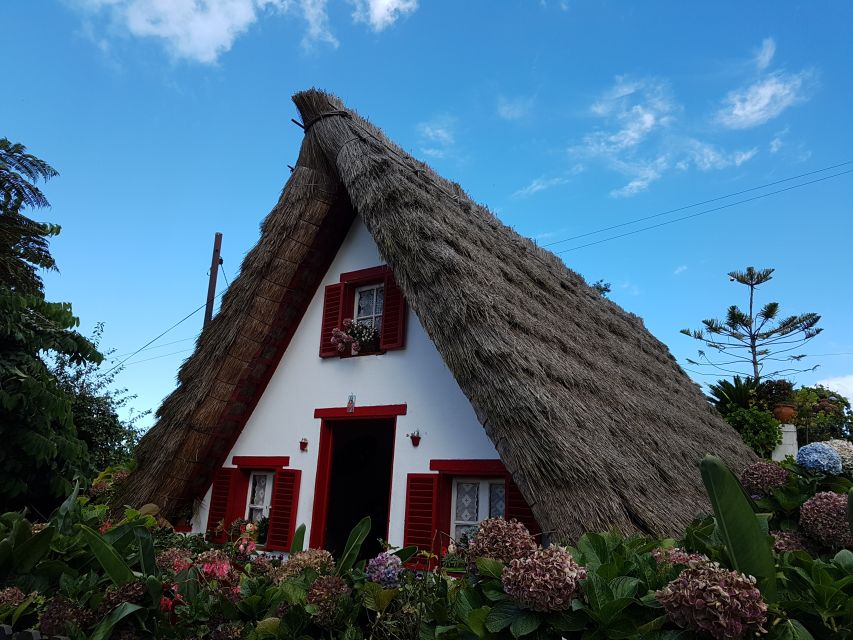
[119,89,755,540]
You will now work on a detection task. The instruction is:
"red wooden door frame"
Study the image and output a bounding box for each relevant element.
[309,404,406,549]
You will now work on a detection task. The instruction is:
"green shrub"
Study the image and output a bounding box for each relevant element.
[725,407,782,457]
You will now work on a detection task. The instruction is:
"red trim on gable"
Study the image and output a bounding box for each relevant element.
[231,456,290,469]
[313,404,407,419]
[339,265,388,284]
[429,459,507,475]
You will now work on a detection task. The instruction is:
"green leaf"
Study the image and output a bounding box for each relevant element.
[12,526,55,573]
[510,611,541,638]
[393,545,418,564]
[485,601,522,632]
[54,480,81,533]
[336,517,370,575]
[576,533,609,570]
[362,582,397,612]
[475,557,505,579]
[290,524,306,554]
[88,602,144,640]
[11,593,37,625]
[80,524,135,585]
[609,576,639,600]
[134,527,156,577]
[833,549,853,574]
[465,606,490,638]
[700,455,777,602]
[767,619,815,640]
[146,575,162,607]
[481,580,510,602]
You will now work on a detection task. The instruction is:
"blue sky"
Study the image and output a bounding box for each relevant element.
[3,1,852,428]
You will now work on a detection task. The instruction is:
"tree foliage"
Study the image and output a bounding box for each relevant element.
[681,266,822,383]
[0,138,102,515]
[51,323,147,471]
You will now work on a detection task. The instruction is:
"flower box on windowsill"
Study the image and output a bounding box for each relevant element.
[331,320,381,358]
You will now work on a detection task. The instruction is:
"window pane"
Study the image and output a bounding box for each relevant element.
[357,289,374,319]
[455,482,479,522]
[489,483,506,518]
[251,475,267,505]
[375,287,384,315]
[248,507,264,522]
[455,524,478,544]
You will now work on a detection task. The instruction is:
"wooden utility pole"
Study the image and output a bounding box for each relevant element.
[204,232,223,328]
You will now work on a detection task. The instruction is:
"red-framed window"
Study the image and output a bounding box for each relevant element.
[402,460,541,559]
[319,265,407,357]
[204,456,301,550]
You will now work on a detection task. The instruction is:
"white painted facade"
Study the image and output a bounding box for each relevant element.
[771,423,798,462]
[192,216,499,546]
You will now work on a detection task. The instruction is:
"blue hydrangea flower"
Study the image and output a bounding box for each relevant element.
[796,442,843,475]
[365,552,403,589]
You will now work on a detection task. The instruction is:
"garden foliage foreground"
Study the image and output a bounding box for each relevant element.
[1,455,852,639]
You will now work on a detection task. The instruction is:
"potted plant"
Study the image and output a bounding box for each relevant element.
[756,379,797,423]
[407,430,422,447]
[299,437,309,451]
[331,319,380,356]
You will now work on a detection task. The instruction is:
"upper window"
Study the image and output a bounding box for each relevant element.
[355,283,384,332]
[245,471,274,522]
[319,265,407,358]
[450,477,506,541]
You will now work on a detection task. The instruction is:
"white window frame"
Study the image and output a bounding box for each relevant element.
[354,283,384,331]
[245,471,274,522]
[449,477,506,540]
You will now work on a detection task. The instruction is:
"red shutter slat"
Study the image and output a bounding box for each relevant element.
[319,283,345,358]
[403,473,438,553]
[266,469,302,551]
[380,271,406,351]
[206,468,235,543]
[505,477,541,537]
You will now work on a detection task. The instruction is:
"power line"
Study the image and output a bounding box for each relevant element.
[555,168,853,254]
[104,289,226,376]
[542,159,853,248]
[113,336,196,359]
[220,264,230,288]
[122,348,194,366]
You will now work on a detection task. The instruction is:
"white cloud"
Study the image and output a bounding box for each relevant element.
[351,0,417,31]
[816,375,853,400]
[72,0,293,63]
[717,70,811,129]
[769,127,789,154]
[754,37,776,71]
[71,0,418,62]
[417,116,456,159]
[618,281,641,296]
[497,95,534,120]
[609,156,669,198]
[513,176,569,198]
[674,265,688,275]
[685,139,758,171]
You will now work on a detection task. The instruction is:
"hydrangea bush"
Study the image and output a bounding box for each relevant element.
[365,551,403,588]
[799,491,853,549]
[501,546,586,611]
[797,442,843,475]
[656,563,768,639]
[824,438,853,475]
[739,460,789,496]
[466,517,537,565]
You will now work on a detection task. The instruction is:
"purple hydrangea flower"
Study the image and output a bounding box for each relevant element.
[656,563,768,639]
[799,491,853,549]
[739,461,789,497]
[365,551,403,589]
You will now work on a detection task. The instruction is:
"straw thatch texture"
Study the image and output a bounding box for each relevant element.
[120,89,755,539]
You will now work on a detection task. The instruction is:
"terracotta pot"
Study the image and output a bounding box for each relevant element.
[773,403,797,423]
[410,435,421,447]
[299,439,309,451]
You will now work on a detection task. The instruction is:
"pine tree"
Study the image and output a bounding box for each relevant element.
[680,266,822,384]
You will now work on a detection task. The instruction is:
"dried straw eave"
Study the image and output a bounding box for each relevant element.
[121,88,755,538]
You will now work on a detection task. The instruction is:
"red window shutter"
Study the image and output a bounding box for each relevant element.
[266,469,302,551]
[380,271,406,351]
[505,477,541,537]
[403,473,438,553]
[319,283,345,357]
[206,468,235,543]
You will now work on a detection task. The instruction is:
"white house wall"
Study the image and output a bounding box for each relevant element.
[192,216,499,546]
